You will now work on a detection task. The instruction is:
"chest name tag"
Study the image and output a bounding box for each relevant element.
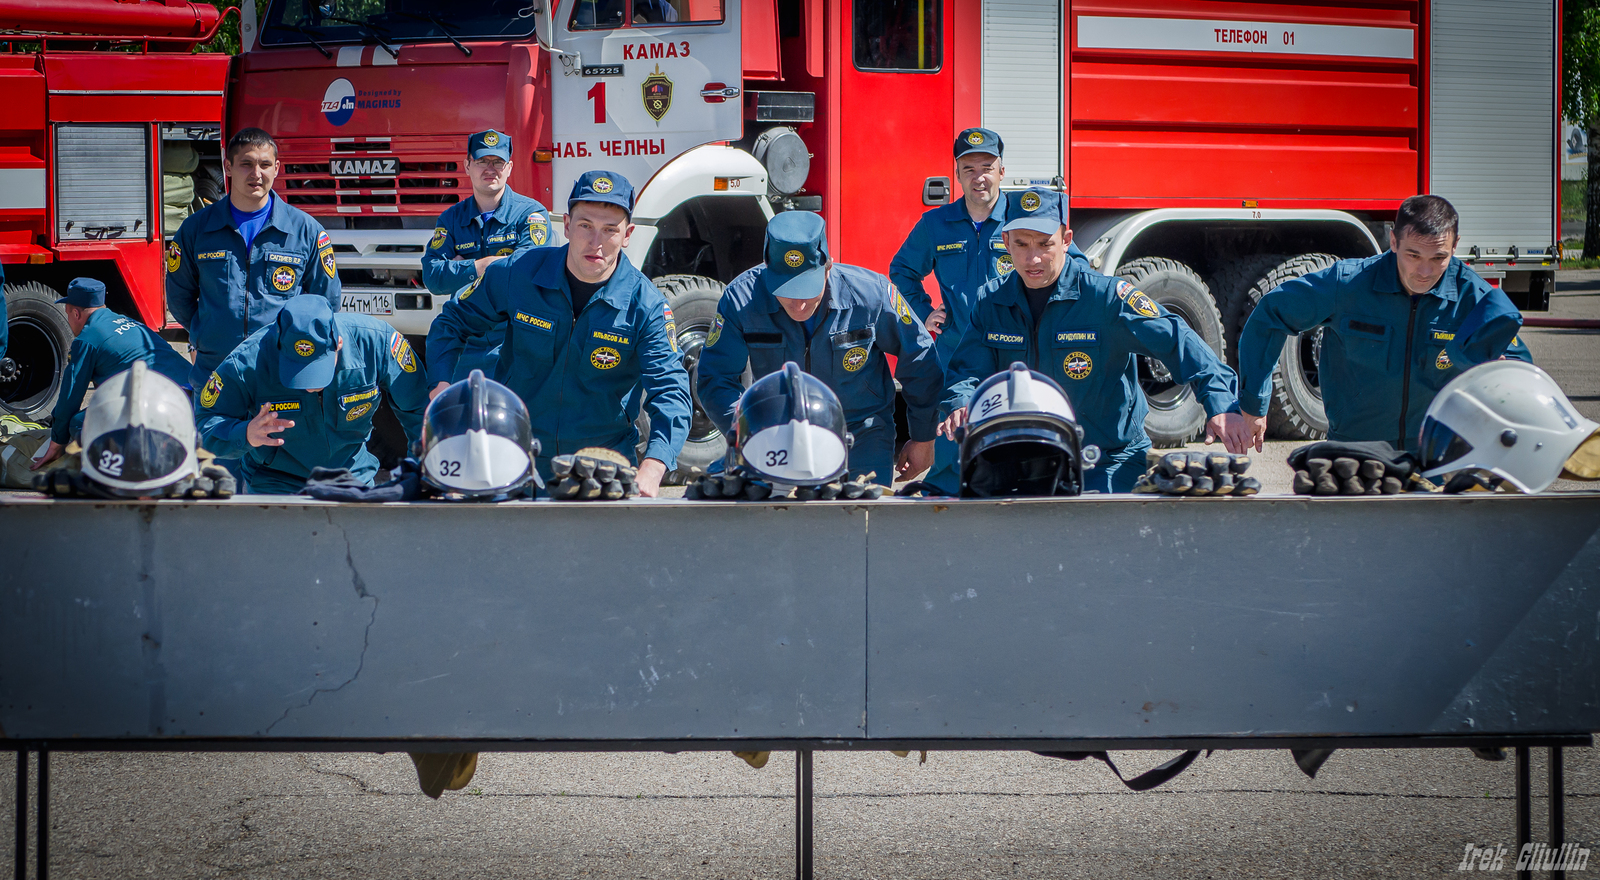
[746,332,784,345]
[987,332,1025,346]
[340,387,380,407]
[486,234,514,245]
[592,330,632,346]
[265,400,301,412]
[196,250,228,261]
[1431,329,1456,342]
[935,242,966,254]
[992,240,1008,250]
[831,327,874,348]
[1057,331,1097,343]
[265,252,303,265]
[515,312,555,332]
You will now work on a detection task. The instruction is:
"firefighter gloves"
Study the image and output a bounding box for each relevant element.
[684,469,887,500]
[1291,457,1405,496]
[551,448,638,501]
[1133,451,1261,497]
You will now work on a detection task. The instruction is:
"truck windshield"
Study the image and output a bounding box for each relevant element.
[261,0,536,47]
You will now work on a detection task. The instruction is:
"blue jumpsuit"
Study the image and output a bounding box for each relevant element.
[422,189,551,381]
[165,195,341,388]
[890,199,1087,493]
[945,260,1241,493]
[698,263,944,482]
[424,246,691,478]
[195,314,428,494]
[52,309,193,444]
[1237,251,1526,451]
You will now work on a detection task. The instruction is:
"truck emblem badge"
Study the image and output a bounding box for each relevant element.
[642,64,673,123]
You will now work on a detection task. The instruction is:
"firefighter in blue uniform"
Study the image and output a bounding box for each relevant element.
[195,296,428,495]
[27,278,194,470]
[422,129,552,381]
[890,128,1087,492]
[699,211,944,484]
[424,170,690,496]
[166,127,341,390]
[940,188,1251,493]
[1237,195,1529,453]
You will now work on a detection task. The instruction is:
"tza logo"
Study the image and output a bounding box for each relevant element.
[321,78,356,126]
[330,158,398,176]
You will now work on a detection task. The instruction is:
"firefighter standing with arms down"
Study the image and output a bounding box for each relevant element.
[698,211,944,484]
[1236,194,1529,453]
[421,129,552,382]
[424,170,690,496]
[940,188,1251,493]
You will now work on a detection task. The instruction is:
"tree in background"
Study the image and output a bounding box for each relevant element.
[1565,0,1600,257]
[195,0,266,55]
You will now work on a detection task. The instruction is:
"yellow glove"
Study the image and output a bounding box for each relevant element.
[732,750,770,769]
[408,751,480,799]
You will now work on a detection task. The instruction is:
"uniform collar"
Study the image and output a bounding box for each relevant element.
[990,256,1083,309]
[939,195,1007,229]
[535,245,641,311]
[1372,250,1463,302]
[471,188,523,227]
[204,192,286,235]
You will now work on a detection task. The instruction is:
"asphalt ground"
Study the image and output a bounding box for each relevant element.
[3,273,1597,878]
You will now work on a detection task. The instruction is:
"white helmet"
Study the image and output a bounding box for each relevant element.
[419,369,541,498]
[735,362,850,487]
[1419,360,1599,493]
[80,360,198,496]
[960,362,1099,497]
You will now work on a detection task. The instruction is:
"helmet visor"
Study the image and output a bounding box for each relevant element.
[84,426,190,490]
[1419,415,1474,473]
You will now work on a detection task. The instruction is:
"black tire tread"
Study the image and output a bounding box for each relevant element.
[1115,258,1222,446]
[648,274,728,484]
[1240,253,1339,440]
[2,281,71,421]
[1208,253,1286,367]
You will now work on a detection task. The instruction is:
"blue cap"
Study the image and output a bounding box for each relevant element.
[468,130,512,161]
[954,127,1003,160]
[1000,188,1068,236]
[568,170,635,216]
[56,277,106,308]
[276,296,339,390]
[763,211,829,300]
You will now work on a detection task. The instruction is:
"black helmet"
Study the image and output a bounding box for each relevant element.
[419,369,541,497]
[959,362,1098,497]
[735,361,850,486]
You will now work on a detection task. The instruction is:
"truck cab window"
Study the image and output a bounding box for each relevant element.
[853,0,940,71]
[262,0,536,46]
[569,0,723,29]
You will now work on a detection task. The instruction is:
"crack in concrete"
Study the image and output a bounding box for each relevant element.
[263,514,377,735]
[298,755,394,795]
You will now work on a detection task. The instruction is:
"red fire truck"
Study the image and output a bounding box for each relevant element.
[0,0,232,421]
[4,0,1560,474]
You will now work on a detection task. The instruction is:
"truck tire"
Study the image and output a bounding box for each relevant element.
[1115,258,1224,447]
[1,282,72,423]
[1207,253,1285,367]
[1238,253,1336,440]
[641,274,734,483]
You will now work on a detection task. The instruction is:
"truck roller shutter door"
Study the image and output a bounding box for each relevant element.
[1429,0,1556,258]
[981,0,1061,186]
[54,124,151,242]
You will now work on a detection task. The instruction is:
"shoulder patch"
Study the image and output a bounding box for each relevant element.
[663,305,678,352]
[200,372,223,408]
[1125,289,1161,319]
[707,312,724,347]
[165,241,182,273]
[430,227,448,250]
[529,214,549,247]
[891,290,915,325]
[459,277,481,301]
[390,332,418,373]
[1114,280,1135,301]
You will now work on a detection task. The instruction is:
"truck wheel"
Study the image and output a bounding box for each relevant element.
[1,282,72,423]
[1239,254,1336,440]
[1207,253,1285,367]
[642,274,734,484]
[1115,258,1224,448]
